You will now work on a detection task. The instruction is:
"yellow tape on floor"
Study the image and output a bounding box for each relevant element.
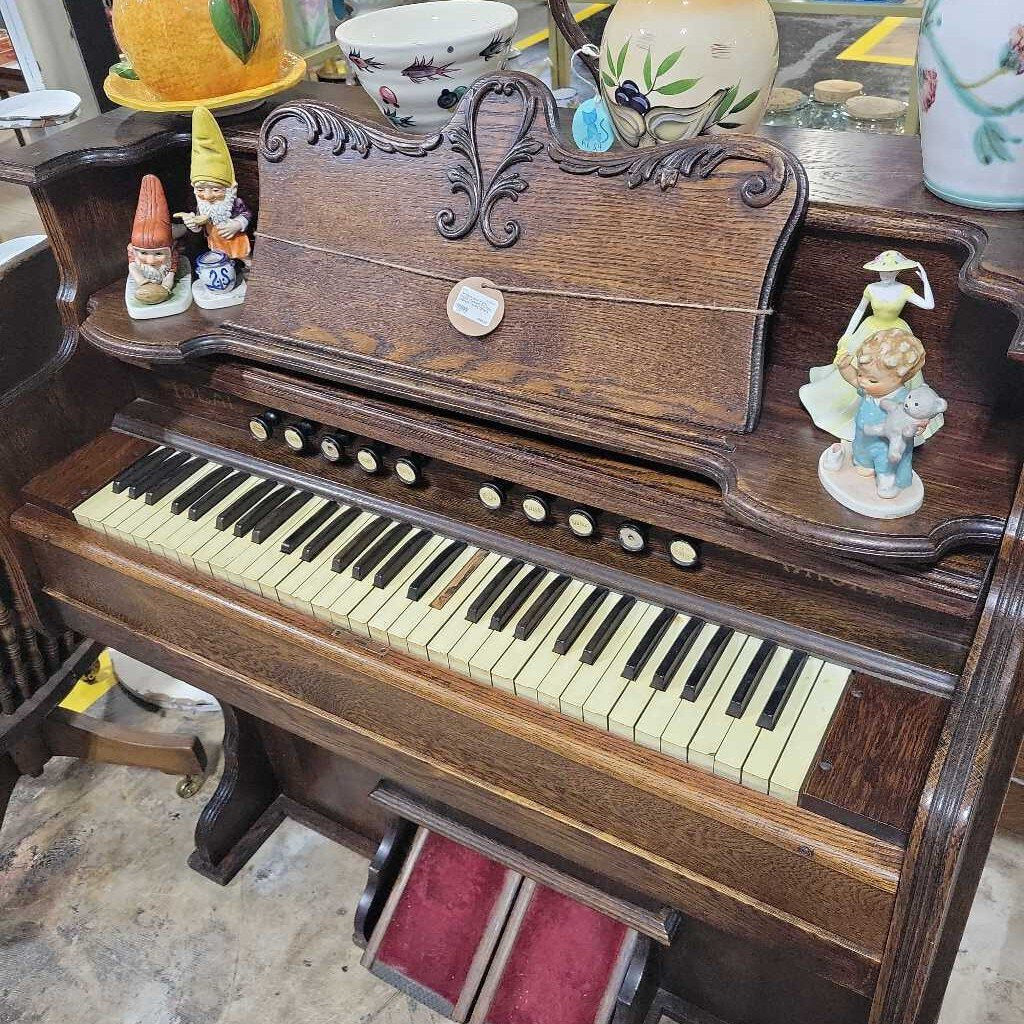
[838,17,917,67]
[60,649,117,713]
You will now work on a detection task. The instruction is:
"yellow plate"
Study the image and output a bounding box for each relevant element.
[104,50,307,113]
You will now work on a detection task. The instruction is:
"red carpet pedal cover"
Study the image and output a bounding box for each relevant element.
[469,878,639,1024]
[361,827,523,1021]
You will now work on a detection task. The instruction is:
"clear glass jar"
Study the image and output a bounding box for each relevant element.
[808,79,864,130]
[762,87,813,128]
[842,95,908,135]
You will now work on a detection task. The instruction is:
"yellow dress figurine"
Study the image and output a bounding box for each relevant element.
[799,250,942,442]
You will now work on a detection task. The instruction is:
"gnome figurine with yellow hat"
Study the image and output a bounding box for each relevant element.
[178,106,253,309]
[126,173,193,321]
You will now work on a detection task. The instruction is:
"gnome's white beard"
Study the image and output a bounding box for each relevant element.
[196,186,237,226]
[137,260,169,282]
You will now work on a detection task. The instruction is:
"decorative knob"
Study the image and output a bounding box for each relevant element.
[618,522,647,554]
[283,420,317,454]
[522,493,551,524]
[318,432,350,463]
[478,483,505,511]
[356,445,384,475]
[669,536,700,568]
[567,509,597,539]
[248,410,280,442]
[395,456,423,487]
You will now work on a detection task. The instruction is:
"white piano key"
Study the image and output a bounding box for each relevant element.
[559,600,650,721]
[581,605,662,728]
[446,562,533,676]
[368,545,482,649]
[157,478,254,568]
[72,479,134,531]
[115,463,212,548]
[346,535,447,638]
[634,622,721,751]
[417,553,504,664]
[492,580,585,694]
[769,663,850,805]
[532,590,621,709]
[742,658,824,794]
[511,585,596,703]
[607,615,693,740]
[659,631,749,762]
[145,468,230,555]
[688,637,768,770]
[468,571,564,686]
[222,497,329,589]
[273,509,371,609]
[713,645,795,783]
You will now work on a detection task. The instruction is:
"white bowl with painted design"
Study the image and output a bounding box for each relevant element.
[336,0,518,132]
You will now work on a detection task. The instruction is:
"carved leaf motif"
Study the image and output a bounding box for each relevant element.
[436,79,544,248]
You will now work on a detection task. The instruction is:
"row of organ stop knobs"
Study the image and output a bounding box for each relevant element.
[248,410,699,568]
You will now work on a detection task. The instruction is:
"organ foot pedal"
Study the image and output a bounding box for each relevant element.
[358,788,661,1024]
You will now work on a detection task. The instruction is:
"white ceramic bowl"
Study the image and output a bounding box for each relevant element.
[337,0,518,132]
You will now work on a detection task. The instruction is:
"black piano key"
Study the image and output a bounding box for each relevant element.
[682,626,734,701]
[489,566,547,632]
[171,465,232,514]
[112,448,168,494]
[188,471,250,521]
[622,608,676,681]
[756,651,809,730]
[515,575,571,641]
[726,641,778,719]
[651,617,706,691]
[281,501,338,554]
[233,486,294,538]
[581,595,636,666]
[251,491,313,544]
[128,450,190,499]
[145,458,207,505]
[374,530,434,589]
[331,517,391,573]
[407,540,467,601]
[553,587,609,656]
[215,479,277,531]
[301,506,361,562]
[352,523,413,581]
[465,559,525,624]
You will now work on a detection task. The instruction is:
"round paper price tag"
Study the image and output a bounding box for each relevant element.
[447,277,505,337]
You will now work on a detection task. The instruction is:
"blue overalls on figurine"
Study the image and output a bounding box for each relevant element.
[852,384,913,491]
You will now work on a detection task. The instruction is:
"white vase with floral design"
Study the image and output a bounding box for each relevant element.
[918,0,1024,210]
[598,0,779,149]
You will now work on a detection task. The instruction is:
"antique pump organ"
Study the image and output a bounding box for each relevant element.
[1,73,1024,1024]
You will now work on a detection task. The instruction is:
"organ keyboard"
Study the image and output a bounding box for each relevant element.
[4,70,1024,1024]
[72,445,851,804]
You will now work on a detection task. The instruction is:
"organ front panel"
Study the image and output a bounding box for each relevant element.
[3,73,1024,1024]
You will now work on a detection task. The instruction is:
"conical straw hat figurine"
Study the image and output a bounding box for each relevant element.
[125,174,193,321]
[177,106,253,309]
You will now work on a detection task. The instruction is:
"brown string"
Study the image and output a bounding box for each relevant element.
[255,231,774,317]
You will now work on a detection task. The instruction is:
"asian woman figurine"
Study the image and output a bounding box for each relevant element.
[800,250,942,443]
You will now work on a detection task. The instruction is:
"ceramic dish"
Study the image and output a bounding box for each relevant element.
[337,0,518,132]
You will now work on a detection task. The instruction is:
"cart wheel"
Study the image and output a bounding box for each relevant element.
[176,774,205,799]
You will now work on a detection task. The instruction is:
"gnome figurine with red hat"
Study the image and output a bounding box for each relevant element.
[125,173,192,321]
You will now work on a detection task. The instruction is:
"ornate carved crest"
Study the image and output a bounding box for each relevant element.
[436,78,544,249]
[257,73,801,251]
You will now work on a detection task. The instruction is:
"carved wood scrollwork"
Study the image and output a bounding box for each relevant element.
[436,78,545,248]
[548,137,792,209]
[259,102,444,163]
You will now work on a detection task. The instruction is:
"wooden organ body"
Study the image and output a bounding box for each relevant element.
[1,75,1023,1024]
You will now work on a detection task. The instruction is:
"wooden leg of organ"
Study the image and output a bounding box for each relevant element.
[188,703,283,886]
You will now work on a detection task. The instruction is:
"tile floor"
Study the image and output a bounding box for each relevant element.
[0,684,1021,1024]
